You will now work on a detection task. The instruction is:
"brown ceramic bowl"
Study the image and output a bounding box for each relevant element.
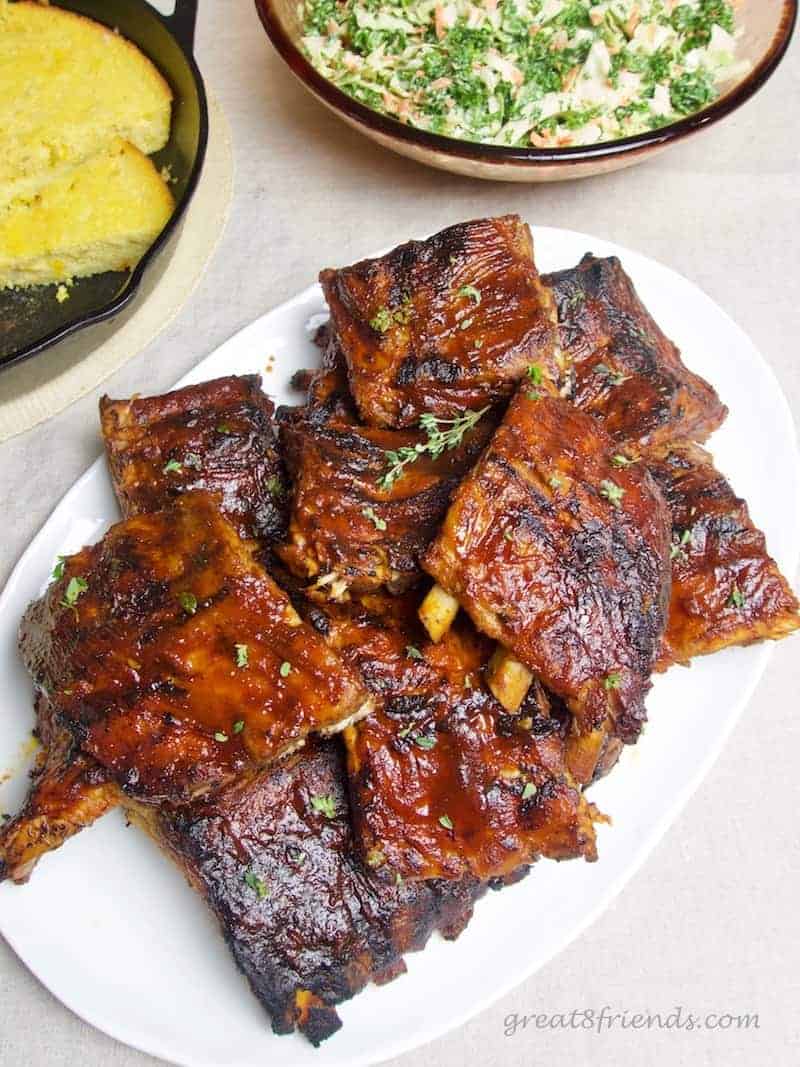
[255,0,796,182]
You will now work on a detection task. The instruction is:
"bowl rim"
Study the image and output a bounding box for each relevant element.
[255,0,797,168]
[1,0,209,374]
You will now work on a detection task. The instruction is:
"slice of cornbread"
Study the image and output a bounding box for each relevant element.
[0,1,172,207]
[0,139,174,289]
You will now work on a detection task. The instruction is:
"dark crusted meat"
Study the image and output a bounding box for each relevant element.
[645,442,800,668]
[325,603,599,881]
[100,375,287,546]
[128,739,485,1045]
[0,693,119,884]
[276,400,496,597]
[321,215,559,428]
[18,492,369,804]
[544,254,727,448]
[423,390,672,785]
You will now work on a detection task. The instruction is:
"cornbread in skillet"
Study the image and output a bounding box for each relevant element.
[0,138,174,289]
[0,0,172,208]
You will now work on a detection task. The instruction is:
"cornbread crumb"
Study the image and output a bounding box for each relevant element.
[56,284,69,304]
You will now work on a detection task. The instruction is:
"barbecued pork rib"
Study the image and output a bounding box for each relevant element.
[276,400,496,598]
[100,375,287,546]
[422,390,672,786]
[544,254,727,448]
[321,215,559,428]
[0,693,120,884]
[645,442,800,668]
[19,492,370,805]
[320,603,599,881]
[127,739,486,1045]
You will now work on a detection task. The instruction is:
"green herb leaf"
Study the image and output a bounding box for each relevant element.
[266,476,284,499]
[521,782,538,800]
[603,672,622,691]
[458,284,482,305]
[611,453,638,468]
[379,407,489,490]
[600,480,625,508]
[362,505,388,531]
[728,587,745,609]
[214,731,229,742]
[310,793,337,819]
[594,363,630,387]
[366,848,385,867]
[216,422,233,434]
[279,660,292,678]
[60,576,88,610]
[179,592,198,615]
[527,363,543,386]
[438,813,454,830]
[670,529,692,561]
[233,720,245,734]
[235,643,249,668]
[413,733,437,750]
[244,869,269,899]
[162,459,183,474]
[52,556,66,581]
[405,645,424,660]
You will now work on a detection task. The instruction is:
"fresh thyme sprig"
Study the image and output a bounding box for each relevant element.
[378,406,490,490]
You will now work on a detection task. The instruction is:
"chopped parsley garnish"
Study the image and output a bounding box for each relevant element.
[162,459,183,474]
[279,660,292,678]
[728,587,745,609]
[366,848,386,867]
[405,645,423,660]
[612,453,638,468]
[266,476,284,499]
[244,869,269,899]
[178,591,198,615]
[370,297,412,333]
[549,475,563,491]
[379,406,489,489]
[214,731,229,742]
[216,422,233,434]
[300,0,744,149]
[233,720,245,734]
[521,782,538,801]
[52,555,66,581]
[60,576,88,612]
[458,284,481,305]
[600,480,625,508]
[362,505,387,531]
[310,793,337,819]
[603,672,622,691]
[235,643,249,668]
[413,733,437,751]
[670,529,692,561]
[594,363,630,387]
[438,814,454,831]
[527,363,543,387]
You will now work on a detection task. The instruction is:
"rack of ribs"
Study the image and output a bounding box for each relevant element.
[100,375,288,546]
[317,599,600,881]
[321,215,559,427]
[645,442,800,668]
[276,400,496,598]
[544,254,727,448]
[420,389,672,785]
[126,738,486,1045]
[18,491,370,805]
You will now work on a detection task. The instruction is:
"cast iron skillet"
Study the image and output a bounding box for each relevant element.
[0,0,208,373]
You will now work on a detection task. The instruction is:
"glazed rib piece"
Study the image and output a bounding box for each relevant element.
[276,401,496,597]
[423,391,672,785]
[100,375,287,547]
[321,215,559,428]
[0,693,119,884]
[128,739,485,1045]
[646,442,800,668]
[544,255,727,448]
[19,492,370,805]
[322,602,599,881]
